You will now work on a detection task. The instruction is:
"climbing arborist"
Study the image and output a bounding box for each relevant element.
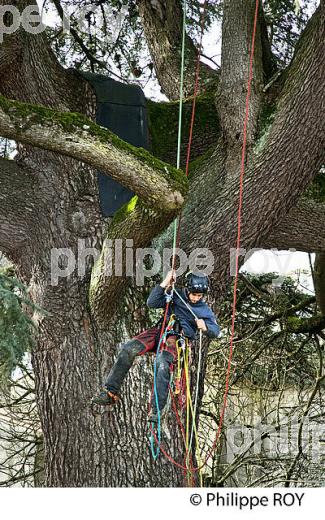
[92,271,220,421]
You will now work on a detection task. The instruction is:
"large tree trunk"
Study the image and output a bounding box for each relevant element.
[32,282,185,486]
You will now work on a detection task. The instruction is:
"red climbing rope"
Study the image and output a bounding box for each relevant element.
[200,0,261,469]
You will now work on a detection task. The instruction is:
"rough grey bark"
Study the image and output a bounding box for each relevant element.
[89,204,175,323]
[0,158,49,273]
[216,0,265,149]
[0,0,189,487]
[261,200,325,253]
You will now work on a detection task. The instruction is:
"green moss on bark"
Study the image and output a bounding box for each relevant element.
[0,94,187,194]
[304,168,325,203]
[147,89,219,163]
[187,146,215,179]
[287,314,325,333]
[255,101,277,150]
[110,195,140,226]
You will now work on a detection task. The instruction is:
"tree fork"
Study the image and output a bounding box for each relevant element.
[137,0,217,100]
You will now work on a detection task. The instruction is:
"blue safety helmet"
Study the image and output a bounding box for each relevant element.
[185,272,209,294]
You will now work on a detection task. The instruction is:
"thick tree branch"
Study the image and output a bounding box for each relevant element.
[89,198,175,324]
[137,0,218,100]
[0,95,187,212]
[261,199,325,253]
[0,1,187,328]
[0,1,86,113]
[216,0,265,147]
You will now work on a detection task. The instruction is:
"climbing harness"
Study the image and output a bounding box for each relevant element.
[149,291,205,483]
[150,311,204,484]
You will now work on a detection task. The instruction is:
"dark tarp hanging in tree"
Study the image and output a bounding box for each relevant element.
[79,71,149,217]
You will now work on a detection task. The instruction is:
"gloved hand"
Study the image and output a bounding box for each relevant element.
[160,270,176,289]
[196,318,207,332]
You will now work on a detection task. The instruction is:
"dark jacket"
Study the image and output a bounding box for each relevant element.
[147,285,220,340]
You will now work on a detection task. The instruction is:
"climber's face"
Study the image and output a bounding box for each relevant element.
[188,292,203,304]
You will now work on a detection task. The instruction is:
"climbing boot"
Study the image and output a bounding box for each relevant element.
[91,388,119,406]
